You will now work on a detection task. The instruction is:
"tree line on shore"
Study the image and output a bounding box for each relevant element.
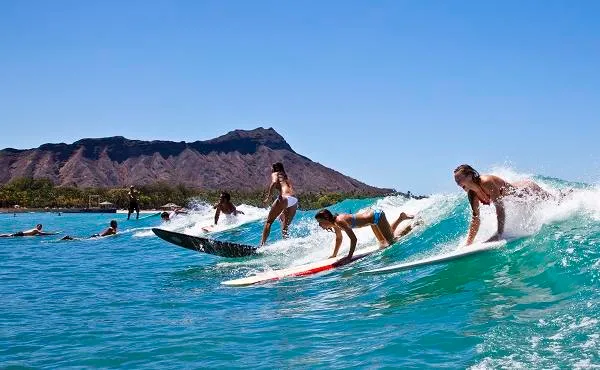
[0,178,423,211]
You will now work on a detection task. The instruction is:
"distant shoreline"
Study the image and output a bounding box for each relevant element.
[1,178,426,212]
[0,208,160,214]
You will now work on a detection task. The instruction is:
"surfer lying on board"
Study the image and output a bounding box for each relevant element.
[0,224,56,237]
[161,208,188,222]
[260,162,298,246]
[454,164,552,245]
[60,220,118,240]
[315,209,415,259]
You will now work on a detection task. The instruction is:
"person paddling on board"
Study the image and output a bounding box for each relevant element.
[0,224,56,237]
[161,208,188,222]
[127,185,140,220]
[454,164,552,245]
[60,220,118,240]
[315,209,415,259]
[260,162,298,246]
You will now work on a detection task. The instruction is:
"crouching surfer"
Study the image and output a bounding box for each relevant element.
[315,209,415,260]
[453,164,552,245]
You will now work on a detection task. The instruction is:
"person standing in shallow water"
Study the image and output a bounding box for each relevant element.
[127,185,140,220]
[260,162,298,246]
[453,164,552,245]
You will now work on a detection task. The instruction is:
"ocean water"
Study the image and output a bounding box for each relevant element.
[1,170,599,368]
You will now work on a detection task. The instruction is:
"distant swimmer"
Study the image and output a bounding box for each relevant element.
[454,164,552,245]
[260,162,298,246]
[127,185,140,220]
[0,224,57,237]
[315,209,415,259]
[60,220,118,240]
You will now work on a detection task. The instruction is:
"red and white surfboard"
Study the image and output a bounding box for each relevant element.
[221,219,416,287]
[221,245,380,287]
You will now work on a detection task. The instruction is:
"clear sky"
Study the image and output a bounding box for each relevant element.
[1,0,599,194]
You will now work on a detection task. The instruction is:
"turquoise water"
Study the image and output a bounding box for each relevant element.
[2,172,599,368]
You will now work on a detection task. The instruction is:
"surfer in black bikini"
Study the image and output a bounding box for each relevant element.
[0,224,56,237]
[60,220,118,240]
[260,162,298,246]
[315,209,415,259]
[454,164,552,245]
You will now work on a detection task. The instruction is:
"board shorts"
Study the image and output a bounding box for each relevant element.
[128,201,140,213]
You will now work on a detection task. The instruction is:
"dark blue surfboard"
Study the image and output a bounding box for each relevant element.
[152,228,257,258]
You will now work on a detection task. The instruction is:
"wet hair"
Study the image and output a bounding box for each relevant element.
[110,220,118,229]
[272,162,285,173]
[315,209,337,223]
[161,211,170,219]
[454,164,481,205]
[454,164,481,184]
[36,224,42,229]
[220,192,231,201]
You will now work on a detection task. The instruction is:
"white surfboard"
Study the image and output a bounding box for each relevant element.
[361,240,507,275]
[222,219,417,287]
[221,245,381,287]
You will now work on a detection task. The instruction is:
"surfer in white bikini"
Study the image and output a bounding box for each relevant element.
[260,162,298,246]
[454,164,552,245]
[315,209,415,259]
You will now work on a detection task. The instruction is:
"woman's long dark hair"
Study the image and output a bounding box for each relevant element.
[272,162,288,181]
[315,209,337,223]
[454,164,481,205]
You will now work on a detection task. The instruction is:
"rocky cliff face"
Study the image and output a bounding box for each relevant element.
[0,127,392,194]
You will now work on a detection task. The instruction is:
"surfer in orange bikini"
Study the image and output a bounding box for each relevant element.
[453,164,552,245]
[315,209,415,260]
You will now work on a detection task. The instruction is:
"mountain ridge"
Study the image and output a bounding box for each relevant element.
[0,127,393,194]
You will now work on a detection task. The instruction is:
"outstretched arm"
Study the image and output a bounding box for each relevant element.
[466,194,481,245]
[340,223,358,259]
[330,228,343,258]
[214,207,221,225]
[486,200,505,242]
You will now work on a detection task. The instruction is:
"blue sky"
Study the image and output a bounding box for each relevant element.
[1,0,599,194]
